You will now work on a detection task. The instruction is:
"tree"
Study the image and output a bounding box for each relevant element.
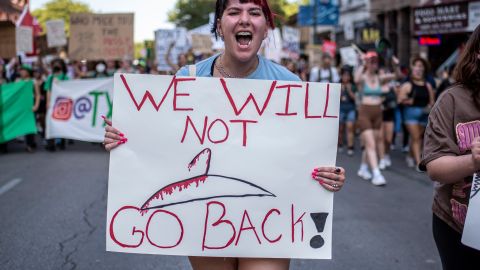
[167,0,297,30]
[32,0,92,36]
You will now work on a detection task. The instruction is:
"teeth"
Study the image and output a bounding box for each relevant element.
[237,31,252,36]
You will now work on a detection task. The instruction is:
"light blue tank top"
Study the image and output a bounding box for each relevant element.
[363,82,382,96]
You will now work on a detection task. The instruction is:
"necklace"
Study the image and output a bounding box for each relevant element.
[214,54,257,78]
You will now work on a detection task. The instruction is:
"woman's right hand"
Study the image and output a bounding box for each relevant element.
[102,116,127,151]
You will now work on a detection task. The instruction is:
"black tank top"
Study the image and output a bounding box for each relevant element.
[408,81,430,107]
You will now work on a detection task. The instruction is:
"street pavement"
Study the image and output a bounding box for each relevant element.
[0,139,441,270]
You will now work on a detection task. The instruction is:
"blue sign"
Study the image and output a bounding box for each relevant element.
[298,3,339,26]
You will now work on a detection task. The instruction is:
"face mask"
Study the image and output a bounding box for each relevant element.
[96,63,106,73]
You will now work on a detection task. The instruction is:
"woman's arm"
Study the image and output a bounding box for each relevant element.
[426,154,476,184]
[354,65,365,85]
[426,82,435,107]
[397,82,413,105]
[33,81,41,112]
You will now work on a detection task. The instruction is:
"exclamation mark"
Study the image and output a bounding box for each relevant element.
[309,212,329,249]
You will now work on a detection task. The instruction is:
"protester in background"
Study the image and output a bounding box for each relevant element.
[44,58,69,152]
[355,51,400,186]
[436,64,456,100]
[309,53,340,83]
[398,57,435,170]
[377,67,399,169]
[15,65,41,152]
[103,0,347,269]
[93,61,109,78]
[0,61,7,153]
[33,66,47,139]
[166,42,188,73]
[420,25,480,270]
[117,58,135,74]
[106,60,117,76]
[338,66,356,156]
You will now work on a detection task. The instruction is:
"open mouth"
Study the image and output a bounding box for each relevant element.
[235,31,253,47]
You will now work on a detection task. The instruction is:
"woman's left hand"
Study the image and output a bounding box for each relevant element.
[311,167,346,192]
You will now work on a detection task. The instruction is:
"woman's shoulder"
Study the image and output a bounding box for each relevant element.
[257,55,301,82]
[176,55,218,77]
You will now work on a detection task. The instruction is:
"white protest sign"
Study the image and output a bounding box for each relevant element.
[16,26,33,54]
[263,29,283,63]
[46,19,67,48]
[46,78,113,142]
[155,28,189,72]
[462,172,480,250]
[282,26,300,60]
[339,46,359,67]
[106,74,340,259]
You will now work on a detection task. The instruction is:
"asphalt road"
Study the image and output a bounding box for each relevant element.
[0,140,441,270]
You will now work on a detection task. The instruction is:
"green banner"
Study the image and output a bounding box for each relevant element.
[0,80,37,143]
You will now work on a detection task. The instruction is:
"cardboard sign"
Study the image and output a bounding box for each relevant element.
[69,13,134,60]
[0,21,16,58]
[155,28,189,72]
[191,34,213,54]
[46,19,67,48]
[46,78,113,142]
[106,74,340,259]
[16,26,33,54]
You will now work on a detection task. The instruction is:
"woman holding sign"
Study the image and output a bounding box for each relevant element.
[420,25,480,270]
[104,0,346,269]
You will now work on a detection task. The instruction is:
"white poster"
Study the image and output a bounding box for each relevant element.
[339,46,359,67]
[46,78,113,142]
[16,26,33,54]
[263,29,283,63]
[462,172,480,250]
[46,19,67,48]
[155,28,189,72]
[106,74,340,259]
[282,26,300,60]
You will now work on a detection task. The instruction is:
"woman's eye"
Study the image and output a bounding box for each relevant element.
[250,11,261,16]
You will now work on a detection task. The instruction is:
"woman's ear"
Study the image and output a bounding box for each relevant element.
[217,19,223,39]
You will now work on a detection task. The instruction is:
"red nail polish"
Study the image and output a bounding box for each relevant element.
[123,138,128,142]
[119,133,124,137]
[117,141,123,145]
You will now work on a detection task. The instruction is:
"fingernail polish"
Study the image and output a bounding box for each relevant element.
[314,168,319,171]
[123,138,128,142]
[117,141,123,145]
[335,168,341,173]
[119,133,124,137]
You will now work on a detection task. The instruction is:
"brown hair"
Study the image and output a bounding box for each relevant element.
[212,0,275,39]
[453,25,480,108]
[411,56,430,78]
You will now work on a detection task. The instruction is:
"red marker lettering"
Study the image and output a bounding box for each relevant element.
[261,209,282,243]
[304,83,322,119]
[235,210,262,245]
[202,201,236,250]
[229,120,258,147]
[173,78,195,111]
[181,116,208,144]
[109,206,145,248]
[323,84,338,118]
[145,209,184,248]
[220,78,277,116]
[291,204,306,243]
[275,84,302,116]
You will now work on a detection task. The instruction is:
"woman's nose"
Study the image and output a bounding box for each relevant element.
[239,11,251,26]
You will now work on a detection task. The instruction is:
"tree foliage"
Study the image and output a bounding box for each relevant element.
[167,0,299,30]
[32,0,92,36]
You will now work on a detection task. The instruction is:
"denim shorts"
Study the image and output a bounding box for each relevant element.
[403,106,429,126]
[339,106,356,124]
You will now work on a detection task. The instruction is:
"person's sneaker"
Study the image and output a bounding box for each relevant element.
[357,168,372,180]
[384,155,392,167]
[406,156,415,168]
[402,145,410,153]
[379,159,387,170]
[347,149,354,156]
[371,174,387,186]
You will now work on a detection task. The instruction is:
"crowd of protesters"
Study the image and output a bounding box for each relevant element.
[0,45,458,184]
